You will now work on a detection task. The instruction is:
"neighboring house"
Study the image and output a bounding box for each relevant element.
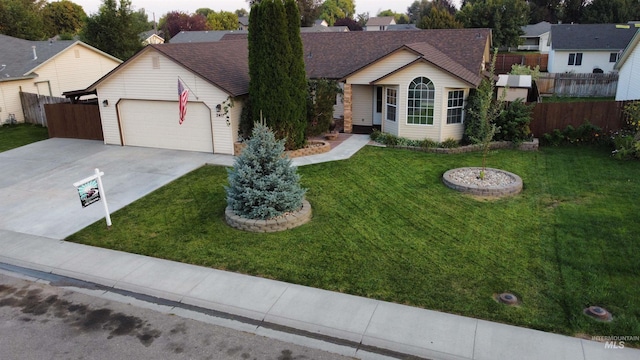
[0,34,121,124]
[238,16,249,31]
[365,17,396,31]
[547,23,637,73]
[80,29,491,155]
[496,74,532,102]
[169,30,247,43]
[140,30,164,45]
[615,29,640,101]
[519,21,551,53]
[387,24,419,31]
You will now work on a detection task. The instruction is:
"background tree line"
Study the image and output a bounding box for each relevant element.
[2,0,639,60]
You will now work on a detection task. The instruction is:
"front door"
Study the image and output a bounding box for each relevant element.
[373,86,383,125]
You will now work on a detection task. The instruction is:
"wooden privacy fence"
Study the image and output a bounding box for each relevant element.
[537,73,618,97]
[19,92,69,126]
[44,103,103,140]
[494,53,548,74]
[529,101,627,137]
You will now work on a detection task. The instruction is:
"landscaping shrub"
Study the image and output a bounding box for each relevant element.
[541,122,603,146]
[493,99,533,144]
[440,138,460,148]
[420,138,439,149]
[610,101,640,159]
[306,79,342,136]
[225,124,306,220]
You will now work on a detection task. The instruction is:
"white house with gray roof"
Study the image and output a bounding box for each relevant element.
[548,23,637,73]
[519,21,551,53]
[0,34,121,124]
[615,29,640,101]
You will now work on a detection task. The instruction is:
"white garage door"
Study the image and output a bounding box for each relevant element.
[119,100,213,153]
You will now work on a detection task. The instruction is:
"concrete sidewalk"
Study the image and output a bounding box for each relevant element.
[1,136,638,359]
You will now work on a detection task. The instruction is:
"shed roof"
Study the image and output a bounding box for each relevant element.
[497,74,532,88]
[550,23,637,50]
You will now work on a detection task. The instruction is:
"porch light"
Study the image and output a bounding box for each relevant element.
[102,99,108,107]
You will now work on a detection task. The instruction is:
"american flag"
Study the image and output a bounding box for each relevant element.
[178,79,189,124]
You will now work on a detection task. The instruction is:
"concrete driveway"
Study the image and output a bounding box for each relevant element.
[0,138,234,239]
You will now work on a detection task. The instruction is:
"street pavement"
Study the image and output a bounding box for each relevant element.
[0,136,638,360]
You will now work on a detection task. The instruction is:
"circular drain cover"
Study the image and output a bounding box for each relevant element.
[584,306,612,321]
[498,293,518,305]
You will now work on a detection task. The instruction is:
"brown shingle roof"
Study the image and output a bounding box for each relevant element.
[90,29,490,96]
[151,40,249,96]
[299,29,490,84]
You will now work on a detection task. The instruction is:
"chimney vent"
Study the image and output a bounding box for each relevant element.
[32,46,37,60]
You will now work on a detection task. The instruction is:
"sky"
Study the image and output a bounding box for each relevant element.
[70,0,462,19]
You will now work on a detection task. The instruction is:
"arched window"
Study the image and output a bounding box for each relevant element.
[408,77,435,125]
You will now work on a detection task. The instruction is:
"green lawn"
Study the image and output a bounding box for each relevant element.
[0,123,49,152]
[67,145,640,343]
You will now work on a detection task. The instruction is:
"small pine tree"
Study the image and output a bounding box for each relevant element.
[225,124,306,220]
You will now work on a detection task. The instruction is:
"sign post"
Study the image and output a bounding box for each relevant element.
[73,168,112,228]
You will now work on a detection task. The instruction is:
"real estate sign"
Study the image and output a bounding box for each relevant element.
[73,168,112,228]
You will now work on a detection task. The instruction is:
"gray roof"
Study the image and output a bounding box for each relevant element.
[300,26,349,33]
[497,74,532,88]
[139,30,162,40]
[0,34,76,82]
[238,16,249,26]
[550,23,638,50]
[387,24,420,31]
[366,17,395,26]
[522,21,551,37]
[169,30,248,43]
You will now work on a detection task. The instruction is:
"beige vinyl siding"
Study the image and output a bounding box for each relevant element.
[351,85,373,126]
[346,50,419,85]
[33,44,120,96]
[375,62,470,142]
[0,79,34,123]
[441,88,469,141]
[97,49,236,154]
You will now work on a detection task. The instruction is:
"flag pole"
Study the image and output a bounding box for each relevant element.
[178,76,199,100]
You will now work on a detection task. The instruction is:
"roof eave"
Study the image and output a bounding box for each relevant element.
[370,57,479,88]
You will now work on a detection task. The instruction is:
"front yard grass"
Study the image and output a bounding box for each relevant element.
[67,145,640,343]
[0,123,49,152]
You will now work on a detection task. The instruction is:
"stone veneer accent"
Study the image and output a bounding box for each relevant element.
[442,168,523,198]
[225,199,312,232]
[233,140,330,157]
[343,84,352,133]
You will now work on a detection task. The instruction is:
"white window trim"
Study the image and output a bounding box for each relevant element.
[446,89,465,125]
[407,77,435,126]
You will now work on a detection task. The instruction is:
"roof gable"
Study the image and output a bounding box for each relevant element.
[550,23,637,50]
[0,35,121,82]
[522,21,551,37]
[366,17,396,26]
[616,28,640,70]
[89,29,490,97]
[88,41,249,97]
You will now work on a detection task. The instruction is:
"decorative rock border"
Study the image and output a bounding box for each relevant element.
[386,138,539,154]
[233,140,330,158]
[225,199,312,233]
[442,167,523,198]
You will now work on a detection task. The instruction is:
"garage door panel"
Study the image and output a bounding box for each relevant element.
[119,100,213,153]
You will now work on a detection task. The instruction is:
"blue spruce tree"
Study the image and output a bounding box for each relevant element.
[225,124,306,220]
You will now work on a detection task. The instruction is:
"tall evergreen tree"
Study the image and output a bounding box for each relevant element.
[248,0,307,149]
[285,0,308,148]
